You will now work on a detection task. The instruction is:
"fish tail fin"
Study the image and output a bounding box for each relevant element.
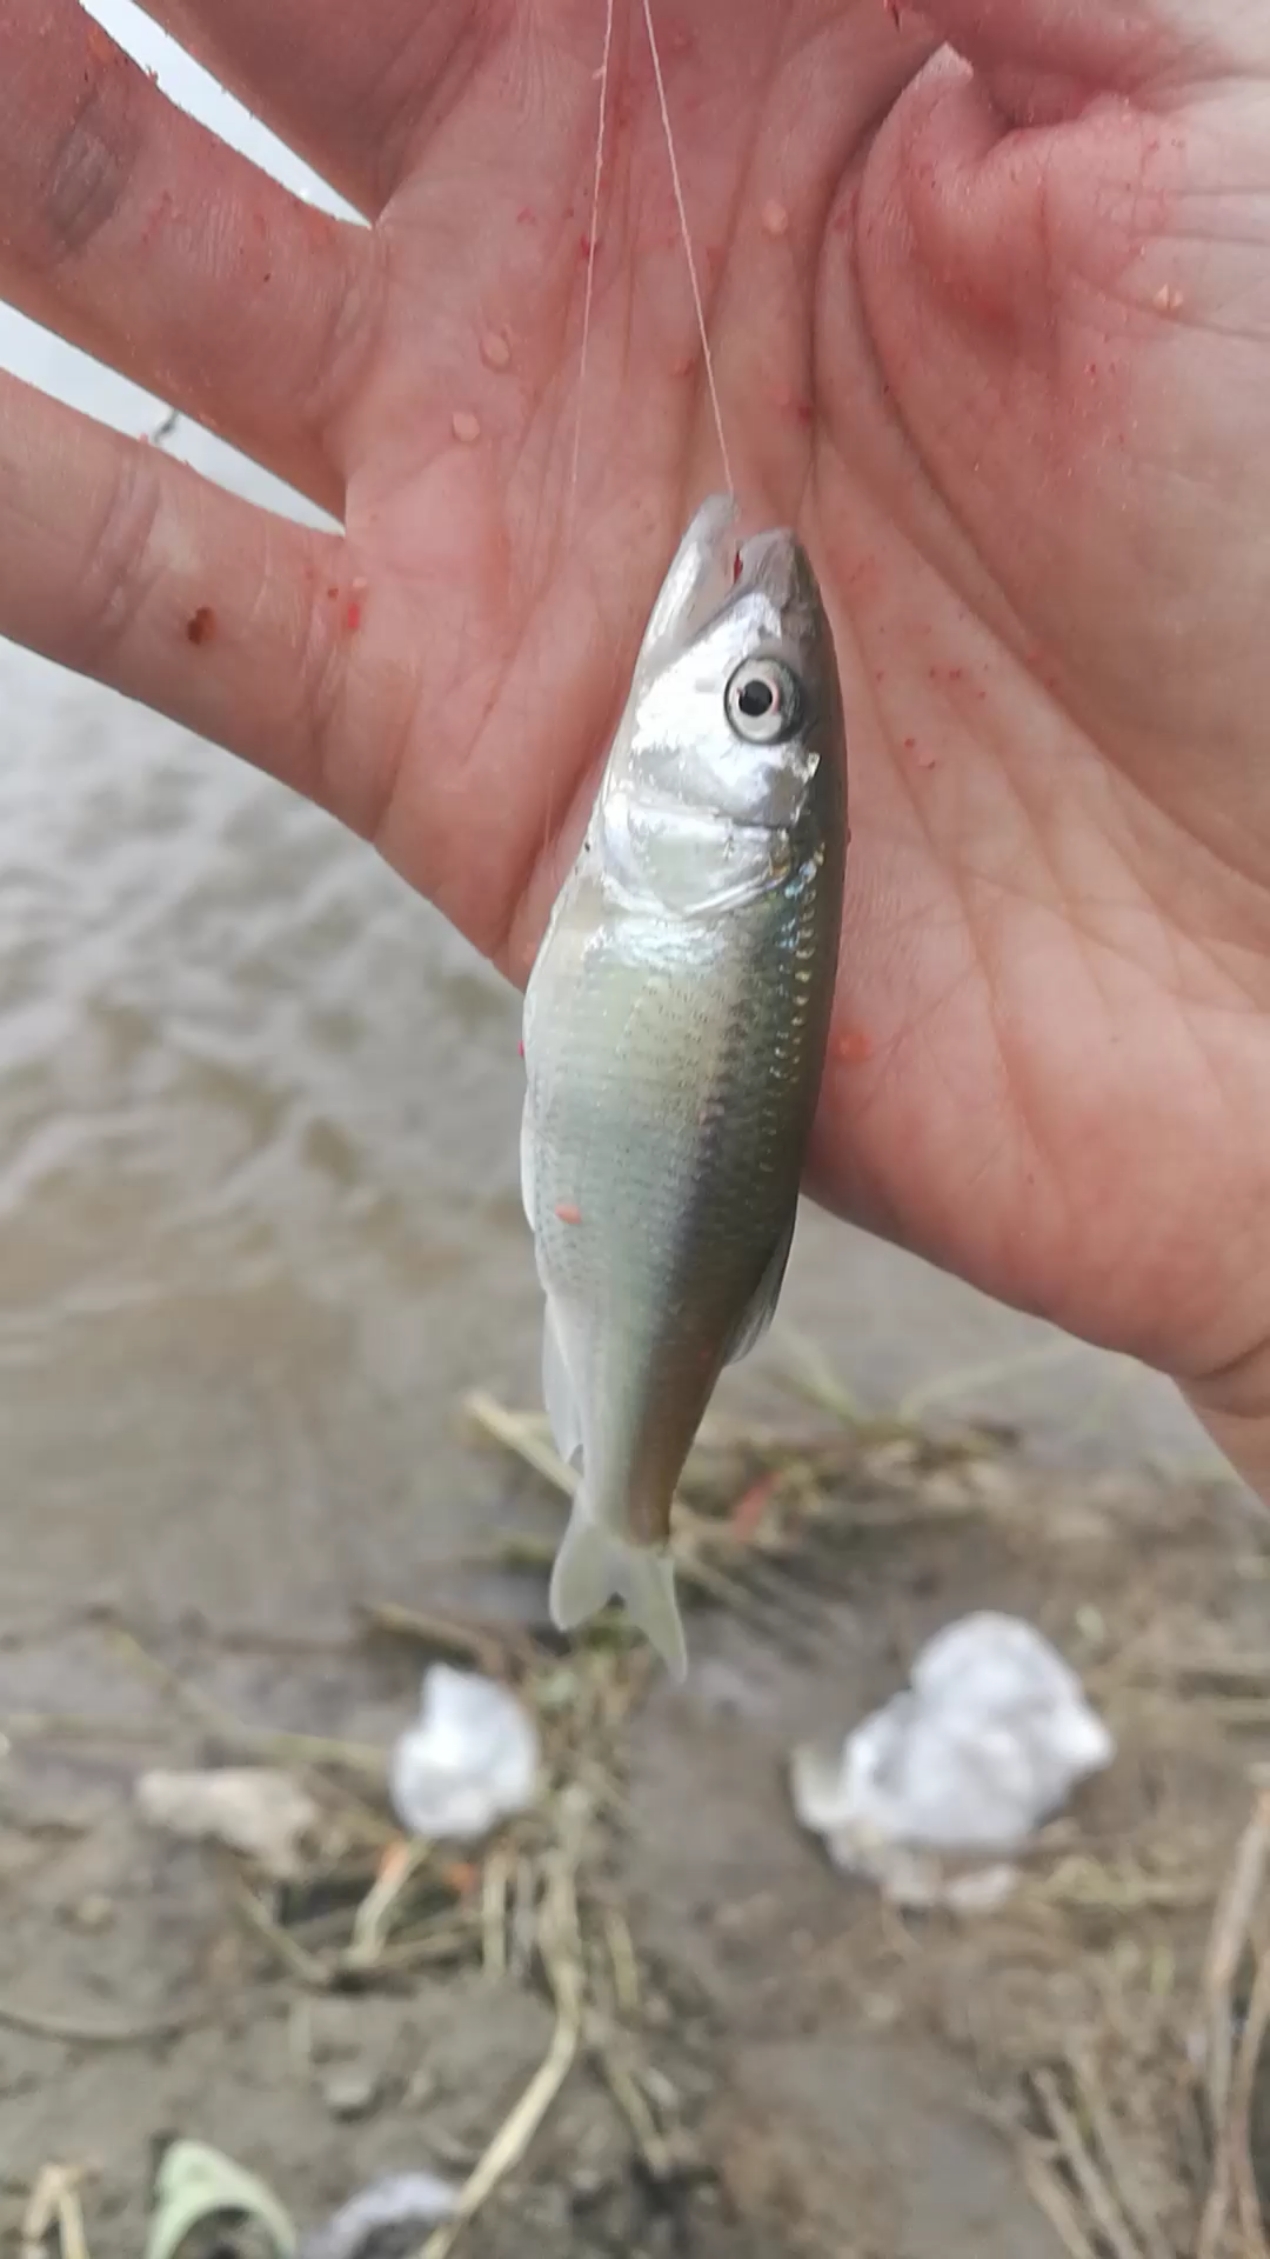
[549,1498,688,1682]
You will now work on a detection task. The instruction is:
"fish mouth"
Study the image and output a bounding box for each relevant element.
[693,498,817,629]
[732,524,816,616]
[637,497,820,677]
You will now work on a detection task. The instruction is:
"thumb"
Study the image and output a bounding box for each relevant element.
[910,0,1270,111]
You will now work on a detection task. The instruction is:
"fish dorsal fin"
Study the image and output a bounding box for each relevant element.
[723,1209,797,1368]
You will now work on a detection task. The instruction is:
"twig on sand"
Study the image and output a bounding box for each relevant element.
[1195,1790,1270,2130]
[896,1339,1085,1427]
[0,1710,167,1751]
[359,1599,532,1681]
[1062,2046,1172,2259]
[482,1847,511,1981]
[594,2043,681,2182]
[230,1879,332,1991]
[1029,2068,1145,2259]
[463,1391,580,1500]
[415,1855,585,2259]
[345,1838,430,1972]
[1227,1946,1270,2258]
[603,1906,641,2017]
[0,1997,194,2046]
[107,1629,388,1782]
[1194,1787,1270,2259]
[20,2164,90,2259]
[1016,2137,1103,2259]
[775,1328,871,1427]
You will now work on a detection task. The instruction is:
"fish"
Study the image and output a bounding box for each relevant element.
[519,495,847,1677]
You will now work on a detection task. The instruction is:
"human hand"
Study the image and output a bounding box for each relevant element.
[3,0,1270,1484]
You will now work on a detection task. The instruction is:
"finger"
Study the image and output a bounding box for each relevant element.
[915,0,1270,95]
[131,0,485,218]
[0,369,408,843]
[0,1,380,514]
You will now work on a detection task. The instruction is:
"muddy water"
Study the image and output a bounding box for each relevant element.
[0,2,1210,1683]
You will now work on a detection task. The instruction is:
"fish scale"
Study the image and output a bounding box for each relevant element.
[521,497,847,1676]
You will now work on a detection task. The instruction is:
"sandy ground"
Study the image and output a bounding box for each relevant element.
[3,1405,1265,2259]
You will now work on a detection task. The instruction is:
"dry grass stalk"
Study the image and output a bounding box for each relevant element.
[1228,1948,1270,2258]
[0,1997,194,2046]
[346,1838,430,1971]
[1030,2067,1145,2259]
[107,1628,388,1783]
[1063,2047,1173,2259]
[20,2165,90,2259]
[482,1847,511,1980]
[1017,2137,1103,2259]
[416,1856,586,2259]
[1188,1789,1270,2258]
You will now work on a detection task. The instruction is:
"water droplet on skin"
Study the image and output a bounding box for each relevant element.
[452,410,482,445]
[480,331,511,371]
[761,198,790,240]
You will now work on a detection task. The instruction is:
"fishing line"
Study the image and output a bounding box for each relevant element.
[567,0,615,525]
[641,0,736,498]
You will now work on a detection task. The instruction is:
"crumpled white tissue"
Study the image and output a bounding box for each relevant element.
[790,1611,1114,1908]
[389,1663,541,1840]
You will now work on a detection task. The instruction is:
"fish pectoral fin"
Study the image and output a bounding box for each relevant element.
[541,1295,584,1468]
[723,1209,797,1368]
[549,1502,688,1682]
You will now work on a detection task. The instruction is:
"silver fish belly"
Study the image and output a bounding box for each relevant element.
[520,496,847,1676]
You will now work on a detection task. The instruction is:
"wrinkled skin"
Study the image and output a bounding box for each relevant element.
[3,0,1270,1488]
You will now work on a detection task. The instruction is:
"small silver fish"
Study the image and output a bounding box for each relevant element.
[520,496,847,1676]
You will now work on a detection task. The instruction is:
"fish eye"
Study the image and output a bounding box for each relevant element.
[724,658,801,744]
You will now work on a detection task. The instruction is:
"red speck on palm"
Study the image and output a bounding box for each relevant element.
[834,1025,873,1066]
[85,18,117,66]
[186,605,215,645]
[345,598,362,632]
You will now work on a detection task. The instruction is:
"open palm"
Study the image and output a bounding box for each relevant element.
[5,0,1270,1467]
